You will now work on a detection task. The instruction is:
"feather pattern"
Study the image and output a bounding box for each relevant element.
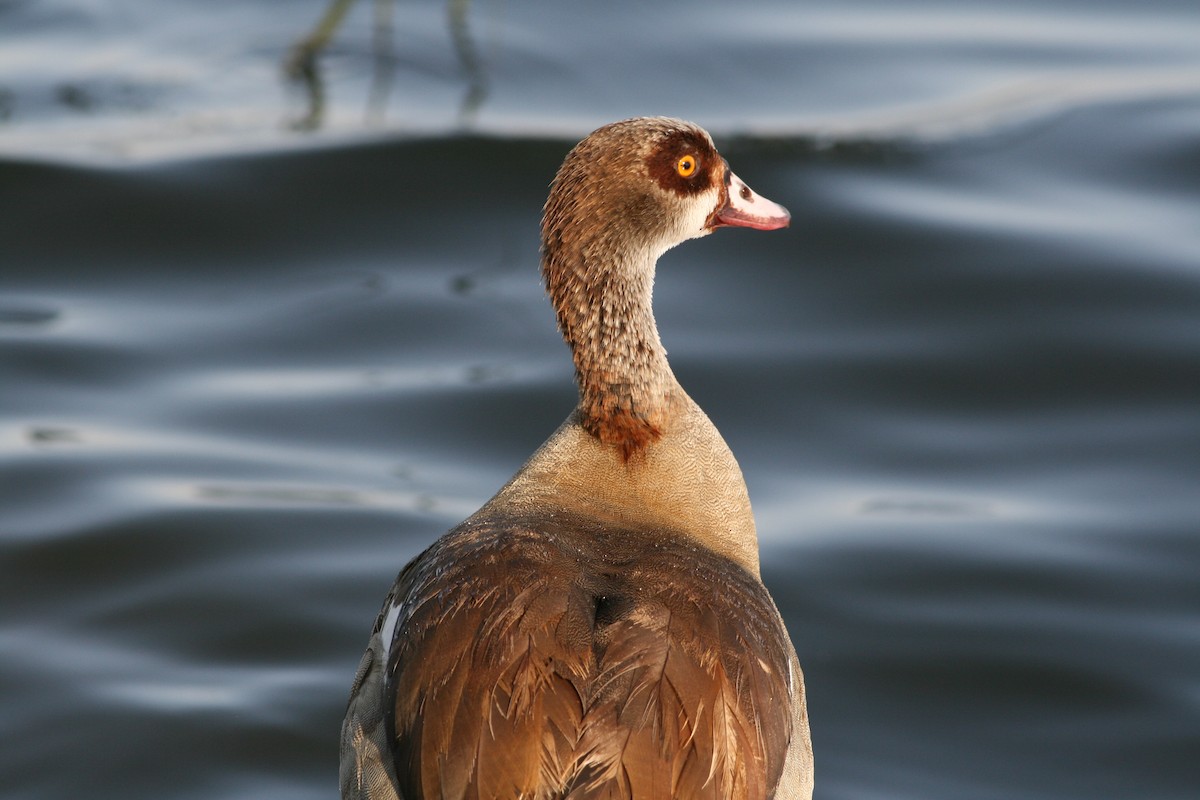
[384,512,795,799]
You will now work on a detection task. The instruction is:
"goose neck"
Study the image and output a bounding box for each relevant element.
[544,242,678,459]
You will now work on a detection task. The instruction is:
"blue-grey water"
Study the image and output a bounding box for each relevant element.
[2,1,1199,799]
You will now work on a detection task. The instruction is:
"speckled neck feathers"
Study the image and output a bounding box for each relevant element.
[541,118,726,459]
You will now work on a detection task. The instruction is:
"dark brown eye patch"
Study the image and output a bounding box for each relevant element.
[646,130,720,196]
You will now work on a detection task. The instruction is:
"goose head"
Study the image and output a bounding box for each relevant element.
[540,117,790,459]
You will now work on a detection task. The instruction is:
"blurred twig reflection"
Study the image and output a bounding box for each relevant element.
[284,0,487,131]
[448,0,487,125]
[284,0,357,130]
[367,0,396,125]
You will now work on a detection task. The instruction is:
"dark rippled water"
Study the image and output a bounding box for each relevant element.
[2,2,1199,799]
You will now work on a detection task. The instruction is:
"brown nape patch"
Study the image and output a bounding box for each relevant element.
[581,403,663,462]
[645,128,722,198]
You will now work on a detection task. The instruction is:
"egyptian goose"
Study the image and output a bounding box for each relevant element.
[340,117,813,800]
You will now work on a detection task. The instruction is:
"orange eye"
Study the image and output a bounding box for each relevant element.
[676,155,697,177]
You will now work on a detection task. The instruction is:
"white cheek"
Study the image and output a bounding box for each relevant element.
[678,187,721,240]
[649,186,722,257]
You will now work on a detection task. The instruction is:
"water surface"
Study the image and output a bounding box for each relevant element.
[2,2,1199,799]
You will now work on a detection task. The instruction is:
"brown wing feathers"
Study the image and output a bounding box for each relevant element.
[385,515,793,799]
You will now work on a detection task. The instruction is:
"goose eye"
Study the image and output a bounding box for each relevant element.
[676,155,697,178]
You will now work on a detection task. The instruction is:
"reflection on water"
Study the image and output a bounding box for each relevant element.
[2,1,1198,160]
[285,0,487,131]
[285,0,361,131]
[446,0,488,125]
